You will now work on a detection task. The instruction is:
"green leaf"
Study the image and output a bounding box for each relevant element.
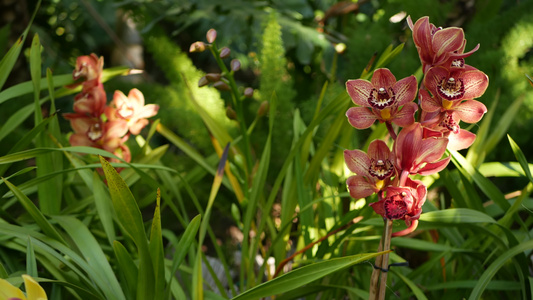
[2,178,66,244]
[508,135,533,184]
[392,237,474,253]
[231,252,390,300]
[30,33,42,125]
[391,269,428,300]
[113,241,138,300]
[419,208,497,224]
[468,239,533,300]
[92,171,116,245]
[26,237,37,277]
[0,0,40,90]
[165,214,201,300]
[149,189,165,300]
[54,216,126,300]
[99,156,154,300]
[0,73,72,105]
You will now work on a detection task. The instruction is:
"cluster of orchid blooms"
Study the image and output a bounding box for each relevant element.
[344,16,489,236]
[63,54,159,163]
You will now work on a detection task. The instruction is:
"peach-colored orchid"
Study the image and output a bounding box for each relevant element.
[108,89,159,135]
[63,113,131,162]
[344,139,396,199]
[0,274,47,300]
[393,123,450,176]
[346,68,418,129]
[370,177,427,236]
[407,16,479,73]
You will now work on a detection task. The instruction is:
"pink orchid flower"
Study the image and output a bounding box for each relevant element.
[370,177,427,236]
[393,122,450,176]
[344,140,396,199]
[108,89,159,135]
[407,16,479,73]
[346,68,418,129]
[423,65,489,103]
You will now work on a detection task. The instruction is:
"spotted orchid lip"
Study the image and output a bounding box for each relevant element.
[369,158,394,180]
[87,123,103,141]
[368,87,396,109]
[437,76,465,101]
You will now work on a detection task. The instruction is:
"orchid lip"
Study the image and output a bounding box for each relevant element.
[87,123,103,141]
[368,87,395,109]
[369,158,394,180]
[437,76,465,100]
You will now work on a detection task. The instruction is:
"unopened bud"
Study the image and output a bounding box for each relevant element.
[220,47,231,59]
[257,101,269,117]
[206,73,222,82]
[226,106,237,120]
[189,41,206,53]
[244,87,253,98]
[213,81,230,91]
[206,29,217,43]
[231,59,241,71]
[198,76,209,87]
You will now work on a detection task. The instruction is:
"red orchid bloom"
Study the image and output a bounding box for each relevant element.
[407,16,479,73]
[72,83,107,117]
[64,113,131,162]
[393,122,450,176]
[73,53,104,82]
[370,177,427,236]
[423,65,488,103]
[346,68,418,129]
[344,140,396,199]
[108,89,159,135]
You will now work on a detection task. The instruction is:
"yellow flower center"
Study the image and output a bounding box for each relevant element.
[380,107,391,120]
[375,179,385,190]
[442,99,453,110]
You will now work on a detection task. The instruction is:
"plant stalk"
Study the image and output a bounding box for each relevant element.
[369,218,393,300]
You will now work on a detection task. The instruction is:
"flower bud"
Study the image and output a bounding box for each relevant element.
[226,106,237,120]
[230,59,241,71]
[213,81,230,91]
[257,101,269,117]
[206,73,222,82]
[189,41,206,53]
[198,76,209,87]
[244,87,254,98]
[220,47,231,59]
[206,29,217,43]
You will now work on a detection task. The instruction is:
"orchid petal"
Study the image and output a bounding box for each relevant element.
[346,79,373,107]
[447,129,476,151]
[346,175,378,199]
[135,104,160,119]
[129,119,150,135]
[417,156,451,175]
[370,69,396,89]
[392,220,419,237]
[392,102,418,127]
[423,66,448,97]
[419,89,441,112]
[105,120,129,138]
[344,149,370,175]
[454,100,487,123]
[462,69,489,99]
[393,75,417,106]
[433,27,464,59]
[367,139,391,161]
[416,136,449,169]
[346,107,377,129]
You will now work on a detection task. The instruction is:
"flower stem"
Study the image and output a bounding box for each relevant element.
[369,218,393,300]
[385,122,397,140]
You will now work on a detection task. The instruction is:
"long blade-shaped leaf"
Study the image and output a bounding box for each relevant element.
[232,251,390,300]
[149,189,165,300]
[508,135,533,184]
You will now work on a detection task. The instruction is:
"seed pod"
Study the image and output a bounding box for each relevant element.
[189,41,206,53]
[230,59,241,72]
[244,87,254,98]
[257,101,269,117]
[198,76,209,87]
[206,29,217,43]
[206,73,222,82]
[219,47,231,59]
[213,81,230,91]
[226,106,237,120]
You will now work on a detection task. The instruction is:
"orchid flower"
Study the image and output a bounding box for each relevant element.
[344,140,396,199]
[346,68,418,129]
[393,122,450,176]
[0,275,47,300]
[370,177,427,236]
[72,83,107,117]
[72,53,103,83]
[108,89,159,135]
[407,16,479,73]
[423,65,489,104]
